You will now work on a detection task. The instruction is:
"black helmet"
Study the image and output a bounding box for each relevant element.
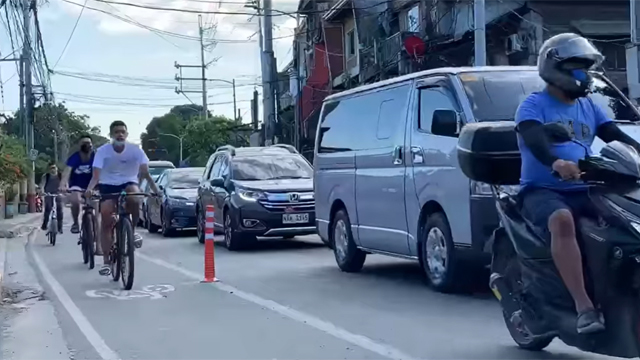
[537,33,604,99]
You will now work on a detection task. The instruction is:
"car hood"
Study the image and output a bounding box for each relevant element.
[233,179,313,192]
[166,188,198,201]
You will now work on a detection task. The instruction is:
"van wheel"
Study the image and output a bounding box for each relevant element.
[420,212,462,293]
[331,209,365,272]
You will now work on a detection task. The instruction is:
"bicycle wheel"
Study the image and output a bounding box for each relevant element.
[49,232,56,246]
[82,212,96,269]
[111,224,121,282]
[119,216,135,290]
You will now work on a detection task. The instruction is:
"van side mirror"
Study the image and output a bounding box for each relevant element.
[210,177,225,188]
[431,109,461,137]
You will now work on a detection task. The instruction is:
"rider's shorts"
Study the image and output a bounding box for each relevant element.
[97,182,138,203]
[520,187,595,245]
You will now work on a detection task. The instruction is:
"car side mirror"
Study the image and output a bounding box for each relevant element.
[431,109,461,137]
[210,177,225,188]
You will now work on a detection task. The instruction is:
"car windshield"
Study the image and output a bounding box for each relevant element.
[167,169,202,189]
[459,71,640,122]
[232,155,313,181]
[150,167,173,179]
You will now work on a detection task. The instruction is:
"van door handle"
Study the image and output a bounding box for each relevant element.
[393,146,403,165]
[411,146,424,164]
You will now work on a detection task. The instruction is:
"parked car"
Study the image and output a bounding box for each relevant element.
[196,144,315,250]
[139,180,151,229]
[314,65,640,293]
[146,167,204,236]
[148,160,175,180]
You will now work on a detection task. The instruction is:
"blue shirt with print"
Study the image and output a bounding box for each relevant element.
[515,90,612,191]
[66,151,95,189]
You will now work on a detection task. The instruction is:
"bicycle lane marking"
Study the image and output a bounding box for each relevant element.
[31,246,120,360]
[136,252,418,360]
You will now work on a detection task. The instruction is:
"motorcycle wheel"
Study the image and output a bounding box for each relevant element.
[502,309,554,351]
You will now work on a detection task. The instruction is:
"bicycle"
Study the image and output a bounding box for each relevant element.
[42,193,62,246]
[100,190,150,290]
[71,189,98,270]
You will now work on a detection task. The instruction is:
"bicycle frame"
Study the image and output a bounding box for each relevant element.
[43,193,61,235]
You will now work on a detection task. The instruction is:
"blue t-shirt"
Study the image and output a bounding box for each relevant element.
[66,151,95,189]
[515,90,612,191]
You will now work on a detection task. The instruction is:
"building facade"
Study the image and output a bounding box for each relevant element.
[288,0,630,153]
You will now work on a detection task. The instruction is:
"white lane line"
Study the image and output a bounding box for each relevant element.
[31,247,120,360]
[136,252,417,360]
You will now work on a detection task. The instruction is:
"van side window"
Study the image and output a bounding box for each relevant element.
[419,83,459,132]
[319,83,410,153]
[376,85,410,140]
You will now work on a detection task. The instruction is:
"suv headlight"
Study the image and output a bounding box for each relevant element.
[237,189,265,202]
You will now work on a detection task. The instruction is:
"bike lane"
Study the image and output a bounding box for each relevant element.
[29,228,384,360]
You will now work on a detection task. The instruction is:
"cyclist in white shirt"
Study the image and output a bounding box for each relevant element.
[85,120,159,276]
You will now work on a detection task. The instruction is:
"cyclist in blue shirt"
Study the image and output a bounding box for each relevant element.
[516,33,640,334]
[60,134,95,235]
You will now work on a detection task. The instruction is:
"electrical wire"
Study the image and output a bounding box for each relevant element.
[52,0,88,69]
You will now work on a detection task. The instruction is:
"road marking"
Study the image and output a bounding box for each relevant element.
[137,252,417,360]
[31,247,120,360]
[86,284,175,300]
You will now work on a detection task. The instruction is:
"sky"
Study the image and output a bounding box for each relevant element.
[0,0,299,142]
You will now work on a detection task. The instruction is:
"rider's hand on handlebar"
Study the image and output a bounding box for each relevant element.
[59,183,69,193]
[552,159,582,180]
[84,189,94,200]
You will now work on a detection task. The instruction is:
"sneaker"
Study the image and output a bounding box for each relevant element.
[98,265,111,276]
[70,223,80,234]
[134,233,143,249]
[577,309,605,334]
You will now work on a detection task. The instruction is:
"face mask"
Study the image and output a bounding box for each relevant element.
[111,138,125,147]
[81,144,92,153]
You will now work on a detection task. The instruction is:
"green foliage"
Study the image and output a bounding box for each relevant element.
[2,102,107,179]
[140,104,250,167]
[0,131,29,186]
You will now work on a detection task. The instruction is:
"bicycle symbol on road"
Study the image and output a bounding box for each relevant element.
[85,284,175,300]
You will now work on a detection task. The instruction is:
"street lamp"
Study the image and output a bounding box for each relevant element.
[158,133,185,165]
[209,78,237,121]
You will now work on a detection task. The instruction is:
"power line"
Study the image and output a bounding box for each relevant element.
[53,0,88,69]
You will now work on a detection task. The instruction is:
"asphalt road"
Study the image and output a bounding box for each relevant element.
[18,215,617,360]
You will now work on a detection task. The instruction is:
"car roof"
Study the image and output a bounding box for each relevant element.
[216,147,293,157]
[323,65,537,102]
[149,160,175,167]
[164,167,204,174]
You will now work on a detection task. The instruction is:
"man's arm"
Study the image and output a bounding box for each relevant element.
[60,167,72,188]
[596,122,640,152]
[137,147,158,193]
[86,147,104,192]
[515,95,559,167]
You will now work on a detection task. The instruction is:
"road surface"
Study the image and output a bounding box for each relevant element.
[1,214,615,359]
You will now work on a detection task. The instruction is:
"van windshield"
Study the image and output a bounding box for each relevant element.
[458,71,640,122]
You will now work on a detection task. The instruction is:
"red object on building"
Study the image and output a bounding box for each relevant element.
[403,35,427,57]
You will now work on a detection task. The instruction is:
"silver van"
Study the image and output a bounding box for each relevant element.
[314,66,640,293]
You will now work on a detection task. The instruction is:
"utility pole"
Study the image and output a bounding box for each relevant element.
[628,0,640,101]
[262,0,276,145]
[198,14,208,119]
[52,129,58,163]
[22,0,36,212]
[473,0,486,67]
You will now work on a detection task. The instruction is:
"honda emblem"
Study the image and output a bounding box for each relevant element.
[289,193,300,202]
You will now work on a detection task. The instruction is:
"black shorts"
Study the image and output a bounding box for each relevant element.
[97,182,138,203]
[520,187,596,245]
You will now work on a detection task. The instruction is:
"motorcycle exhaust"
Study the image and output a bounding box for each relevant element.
[490,272,521,316]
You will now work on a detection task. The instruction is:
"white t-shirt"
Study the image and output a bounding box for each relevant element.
[93,142,149,186]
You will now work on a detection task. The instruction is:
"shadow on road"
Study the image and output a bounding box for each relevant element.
[227,238,327,253]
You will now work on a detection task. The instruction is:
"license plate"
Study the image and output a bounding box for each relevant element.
[282,213,309,224]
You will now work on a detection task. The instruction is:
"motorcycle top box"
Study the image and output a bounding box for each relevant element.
[457,121,640,358]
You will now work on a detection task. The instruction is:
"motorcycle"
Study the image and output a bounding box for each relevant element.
[457,121,640,358]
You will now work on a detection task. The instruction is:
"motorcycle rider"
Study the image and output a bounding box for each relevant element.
[516,33,640,334]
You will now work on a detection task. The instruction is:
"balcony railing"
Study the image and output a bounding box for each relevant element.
[380,32,402,68]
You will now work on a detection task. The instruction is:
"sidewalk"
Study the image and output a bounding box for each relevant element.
[0,212,41,297]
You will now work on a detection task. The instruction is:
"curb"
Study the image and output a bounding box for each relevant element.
[0,213,41,239]
[0,214,40,299]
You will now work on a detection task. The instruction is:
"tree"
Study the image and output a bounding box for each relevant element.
[183,116,251,166]
[0,130,29,186]
[140,104,207,165]
[1,102,107,179]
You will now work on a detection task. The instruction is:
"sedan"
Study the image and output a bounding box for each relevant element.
[146,167,204,237]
